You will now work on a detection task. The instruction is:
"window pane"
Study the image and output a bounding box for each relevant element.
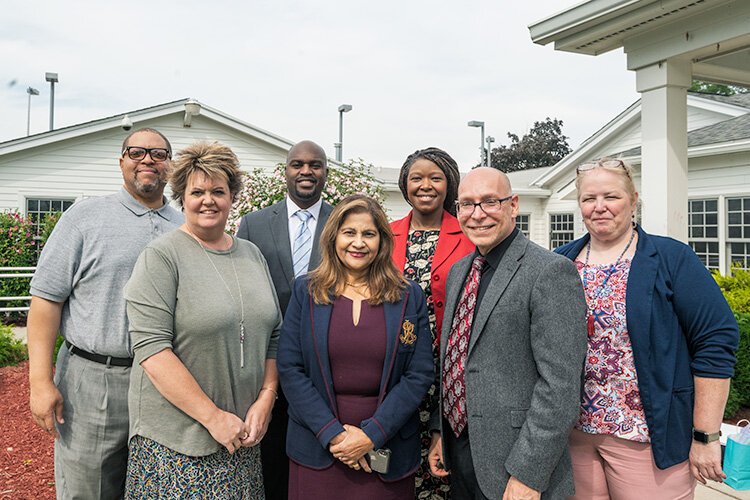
[706,199,717,212]
[728,199,742,211]
[706,227,717,238]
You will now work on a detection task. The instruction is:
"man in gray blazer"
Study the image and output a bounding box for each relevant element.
[236,140,333,499]
[428,167,587,499]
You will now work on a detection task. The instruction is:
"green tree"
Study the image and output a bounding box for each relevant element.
[690,80,749,96]
[490,118,572,173]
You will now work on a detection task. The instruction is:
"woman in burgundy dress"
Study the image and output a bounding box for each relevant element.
[278,195,433,500]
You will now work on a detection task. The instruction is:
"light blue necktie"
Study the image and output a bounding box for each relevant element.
[292,210,313,278]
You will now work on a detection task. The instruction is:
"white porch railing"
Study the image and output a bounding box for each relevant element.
[0,267,35,313]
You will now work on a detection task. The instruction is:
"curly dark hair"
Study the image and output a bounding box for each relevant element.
[397,147,461,216]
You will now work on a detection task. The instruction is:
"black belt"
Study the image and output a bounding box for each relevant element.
[65,341,133,367]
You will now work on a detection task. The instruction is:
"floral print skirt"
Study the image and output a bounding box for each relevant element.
[125,435,264,499]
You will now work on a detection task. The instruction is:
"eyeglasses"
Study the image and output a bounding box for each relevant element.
[576,159,630,177]
[455,195,513,216]
[122,146,171,162]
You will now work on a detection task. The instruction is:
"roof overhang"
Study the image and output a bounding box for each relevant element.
[530,0,750,86]
[0,99,296,157]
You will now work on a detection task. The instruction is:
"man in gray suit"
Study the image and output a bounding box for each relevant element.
[428,167,587,499]
[236,139,333,499]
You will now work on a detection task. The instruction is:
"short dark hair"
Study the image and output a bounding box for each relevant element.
[121,128,172,155]
[398,147,461,216]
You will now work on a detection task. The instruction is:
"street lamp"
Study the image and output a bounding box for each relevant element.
[26,87,40,136]
[467,120,485,166]
[45,72,58,131]
[485,136,495,168]
[335,104,353,162]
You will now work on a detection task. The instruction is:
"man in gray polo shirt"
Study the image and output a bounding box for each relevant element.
[27,128,183,499]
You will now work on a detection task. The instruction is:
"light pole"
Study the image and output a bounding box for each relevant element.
[335,104,353,162]
[26,87,40,136]
[467,120,485,166]
[45,72,58,131]
[485,136,495,168]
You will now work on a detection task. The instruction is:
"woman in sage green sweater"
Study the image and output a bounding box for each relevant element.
[124,141,281,498]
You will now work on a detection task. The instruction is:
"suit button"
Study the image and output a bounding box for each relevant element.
[436,301,443,308]
[434,275,440,282]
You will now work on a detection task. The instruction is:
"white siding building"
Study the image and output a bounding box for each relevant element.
[507,91,750,275]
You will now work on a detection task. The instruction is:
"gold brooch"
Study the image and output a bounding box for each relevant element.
[400,319,416,345]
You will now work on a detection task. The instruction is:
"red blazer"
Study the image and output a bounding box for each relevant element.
[390,210,475,340]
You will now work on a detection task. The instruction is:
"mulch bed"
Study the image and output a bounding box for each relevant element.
[0,359,748,499]
[0,361,54,499]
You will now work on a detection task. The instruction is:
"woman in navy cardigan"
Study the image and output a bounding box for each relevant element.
[278,195,433,499]
[556,159,738,499]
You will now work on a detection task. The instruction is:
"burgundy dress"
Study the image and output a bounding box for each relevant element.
[288,296,415,500]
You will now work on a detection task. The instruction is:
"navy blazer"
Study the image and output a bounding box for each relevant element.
[555,225,739,469]
[277,278,434,481]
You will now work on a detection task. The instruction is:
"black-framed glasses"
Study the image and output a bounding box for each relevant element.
[122,146,171,162]
[576,159,630,177]
[455,195,513,216]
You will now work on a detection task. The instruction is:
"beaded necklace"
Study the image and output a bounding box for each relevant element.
[186,229,246,368]
[582,227,636,336]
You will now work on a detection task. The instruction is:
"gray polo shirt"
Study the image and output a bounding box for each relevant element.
[30,187,183,358]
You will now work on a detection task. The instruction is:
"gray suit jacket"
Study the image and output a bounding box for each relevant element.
[436,232,587,499]
[236,199,333,316]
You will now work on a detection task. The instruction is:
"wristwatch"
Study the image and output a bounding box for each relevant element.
[692,428,721,444]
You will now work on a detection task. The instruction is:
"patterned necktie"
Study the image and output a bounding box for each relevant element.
[442,255,487,437]
[292,210,313,278]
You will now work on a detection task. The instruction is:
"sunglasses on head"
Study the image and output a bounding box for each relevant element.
[576,159,630,177]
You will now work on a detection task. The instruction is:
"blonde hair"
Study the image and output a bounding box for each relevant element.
[170,141,244,207]
[575,157,637,201]
[308,195,406,305]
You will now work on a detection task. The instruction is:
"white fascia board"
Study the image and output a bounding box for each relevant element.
[693,62,750,88]
[198,105,294,151]
[608,139,750,162]
[687,94,750,117]
[529,0,641,48]
[534,0,713,55]
[514,188,553,198]
[530,102,641,187]
[624,1,750,71]
[0,101,188,156]
[688,139,750,158]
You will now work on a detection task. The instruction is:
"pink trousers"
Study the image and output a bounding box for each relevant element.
[568,429,695,500]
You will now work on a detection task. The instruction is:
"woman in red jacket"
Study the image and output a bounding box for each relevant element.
[390,147,474,499]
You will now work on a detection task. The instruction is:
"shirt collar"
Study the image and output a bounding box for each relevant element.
[476,227,519,271]
[116,187,176,221]
[286,195,323,221]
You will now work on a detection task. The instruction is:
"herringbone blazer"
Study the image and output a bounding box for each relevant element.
[436,232,587,499]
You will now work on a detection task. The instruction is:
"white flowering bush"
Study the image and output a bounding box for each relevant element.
[227,159,384,233]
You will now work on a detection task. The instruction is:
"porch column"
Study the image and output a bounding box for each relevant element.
[635,58,691,241]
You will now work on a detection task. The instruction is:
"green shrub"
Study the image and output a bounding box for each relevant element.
[715,269,750,418]
[714,267,750,315]
[0,324,28,367]
[0,211,36,324]
[725,313,750,418]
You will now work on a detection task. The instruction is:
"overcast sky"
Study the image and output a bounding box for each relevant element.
[1,0,640,169]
